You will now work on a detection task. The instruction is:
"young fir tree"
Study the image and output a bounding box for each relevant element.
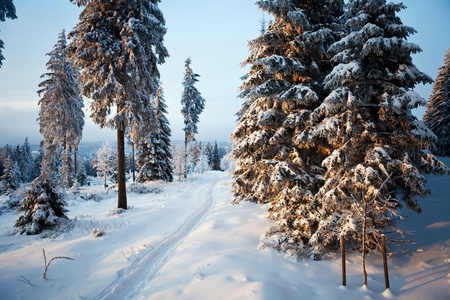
[424,48,450,156]
[15,137,67,236]
[181,57,205,178]
[233,0,344,255]
[136,82,173,182]
[19,138,34,183]
[296,0,450,256]
[0,0,17,67]
[68,0,168,209]
[0,154,21,196]
[37,29,84,188]
[211,140,221,171]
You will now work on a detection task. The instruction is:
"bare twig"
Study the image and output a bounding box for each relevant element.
[42,249,75,280]
[17,276,32,286]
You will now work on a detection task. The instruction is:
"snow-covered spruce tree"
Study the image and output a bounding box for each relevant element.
[19,138,34,183]
[15,140,67,236]
[233,0,345,257]
[0,154,21,196]
[211,140,221,171]
[0,0,17,67]
[75,158,88,186]
[181,57,205,179]
[297,0,450,256]
[136,81,173,182]
[37,29,84,188]
[15,174,68,235]
[68,0,168,209]
[424,48,450,156]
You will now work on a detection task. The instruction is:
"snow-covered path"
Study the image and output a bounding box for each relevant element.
[93,173,219,300]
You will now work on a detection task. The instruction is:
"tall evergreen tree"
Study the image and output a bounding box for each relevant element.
[211,140,221,171]
[0,0,17,67]
[37,29,84,186]
[233,0,344,220]
[295,0,449,256]
[68,0,168,209]
[136,81,173,182]
[424,48,450,156]
[19,138,33,183]
[181,57,205,178]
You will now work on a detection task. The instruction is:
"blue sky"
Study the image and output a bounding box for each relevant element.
[0,0,449,146]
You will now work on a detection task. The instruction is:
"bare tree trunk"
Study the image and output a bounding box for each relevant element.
[362,205,368,286]
[131,142,135,182]
[183,134,188,179]
[74,149,77,179]
[117,127,127,209]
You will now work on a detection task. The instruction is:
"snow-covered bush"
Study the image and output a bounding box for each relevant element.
[127,183,163,194]
[15,176,68,235]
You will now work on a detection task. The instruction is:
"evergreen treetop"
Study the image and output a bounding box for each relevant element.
[0,0,17,67]
[424,48,450,156]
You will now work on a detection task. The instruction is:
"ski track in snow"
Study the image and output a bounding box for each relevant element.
[93,174,219,300]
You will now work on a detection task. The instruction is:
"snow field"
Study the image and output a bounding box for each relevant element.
[0,165,449,299]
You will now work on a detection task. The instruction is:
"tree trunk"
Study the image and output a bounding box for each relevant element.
[131,142,135,182]
[117,127,127,209]
[183,134,188,179]
[74,149,77,179]
[362,207,368,286]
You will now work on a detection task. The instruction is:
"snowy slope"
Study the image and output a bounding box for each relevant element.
[0,164,449,299]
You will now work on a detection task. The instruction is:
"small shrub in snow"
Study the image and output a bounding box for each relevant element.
[42,248,74,280]
[92,228,104,238]
[193,266,205,280]
[16,276,32,286]
[80,193,102,202]
[109,207,129,217]
[127,183,162,194]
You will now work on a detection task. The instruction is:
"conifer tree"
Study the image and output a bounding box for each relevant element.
[233,0,344,220]
[136,82,173,182]
[424,48,450,156]
[37,29,84,187]
[299,0,450,256]
[0,154,21,196]
[0,0,16,67]
[211,141,221,171]
[68,0,168,209]
[19,138,33,183]
[75,158,88,186]
[181,57,205,178]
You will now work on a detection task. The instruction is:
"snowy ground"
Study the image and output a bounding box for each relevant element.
[0,162,449,300]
